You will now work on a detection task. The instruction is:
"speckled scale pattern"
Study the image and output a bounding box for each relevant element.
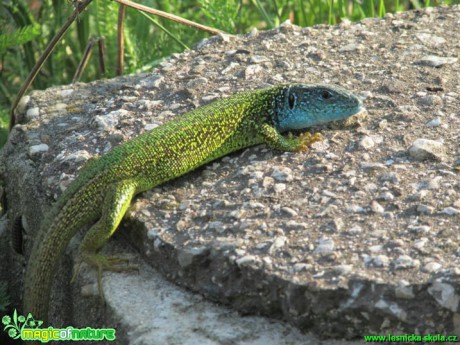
[23,83,363,322]
[110,86,279,190]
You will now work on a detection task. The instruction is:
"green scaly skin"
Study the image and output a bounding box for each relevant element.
[23,83,364,322]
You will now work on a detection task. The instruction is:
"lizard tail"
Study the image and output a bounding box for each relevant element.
[23,189,100,322]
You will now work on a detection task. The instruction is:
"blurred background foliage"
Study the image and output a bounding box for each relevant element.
[0,0,458,145]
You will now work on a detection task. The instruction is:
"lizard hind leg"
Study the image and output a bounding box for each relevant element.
[71,180,139,301]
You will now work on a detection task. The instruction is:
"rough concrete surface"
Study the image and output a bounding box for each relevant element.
[1,5,460,344]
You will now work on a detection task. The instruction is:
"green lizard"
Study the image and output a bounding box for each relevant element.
[23,83,364,322]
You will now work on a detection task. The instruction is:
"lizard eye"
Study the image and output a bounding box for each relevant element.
[321,90,332,99]
[288,94,295,109]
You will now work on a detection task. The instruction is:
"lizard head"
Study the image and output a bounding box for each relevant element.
[273,83,364,132]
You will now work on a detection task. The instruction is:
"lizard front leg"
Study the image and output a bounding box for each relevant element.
[259,123,323,152]
[72,180,138,300]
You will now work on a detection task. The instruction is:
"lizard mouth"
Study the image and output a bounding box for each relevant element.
[328,107,368,129]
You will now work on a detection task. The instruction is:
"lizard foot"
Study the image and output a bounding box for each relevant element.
[296,132,323,152]
[71,253,139,301]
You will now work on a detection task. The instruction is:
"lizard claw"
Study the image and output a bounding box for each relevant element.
[296,132,323,152]
[71,253,139,301]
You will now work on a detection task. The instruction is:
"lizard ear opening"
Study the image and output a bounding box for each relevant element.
[288,93,295,109]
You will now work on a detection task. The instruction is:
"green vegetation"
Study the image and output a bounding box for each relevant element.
[0,0,458,145]
[0,109,7,148]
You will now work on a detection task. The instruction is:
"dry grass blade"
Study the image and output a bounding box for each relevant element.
[73,36,106,83]
[113,0,224,35]
[117,4,126,76]
[97,36,106,76]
